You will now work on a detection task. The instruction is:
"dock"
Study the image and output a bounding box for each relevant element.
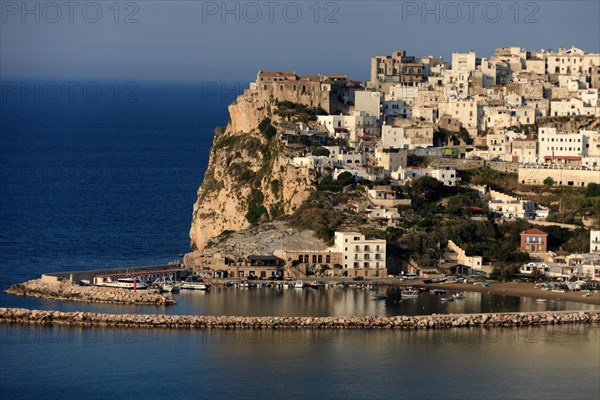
[40,263,187,285]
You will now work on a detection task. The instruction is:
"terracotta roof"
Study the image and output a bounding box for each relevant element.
[259,71,297,78]
[521,228,548,236]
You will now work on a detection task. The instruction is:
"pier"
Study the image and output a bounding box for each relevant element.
[40,263,187,285]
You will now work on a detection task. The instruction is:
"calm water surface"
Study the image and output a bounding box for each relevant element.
[1,85,598,399]
[1,324,598,400]
[1,285,597,317]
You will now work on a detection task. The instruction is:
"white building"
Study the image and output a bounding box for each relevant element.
[537,127,583,163]
[452,51,477,72]
[487,190,536,219]
[381,124,434,149]
[333,232,387,277]
[391,166,459,186]
[355,90,384,120]
[592,230,600,253]
[317,112,379,144]
[374,147,408,175]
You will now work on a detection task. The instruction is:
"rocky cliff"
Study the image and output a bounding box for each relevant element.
[189,89,314,250]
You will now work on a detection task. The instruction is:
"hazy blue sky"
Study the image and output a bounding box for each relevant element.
[1,1,599,82]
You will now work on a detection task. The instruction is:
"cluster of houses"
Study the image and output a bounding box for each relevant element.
[519,229,600,282]
[192,228,600,285]
[193,231,388,279]
[269,45,599,189]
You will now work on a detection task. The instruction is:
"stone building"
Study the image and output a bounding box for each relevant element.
[253,71,350,114]
[370,50,424,92]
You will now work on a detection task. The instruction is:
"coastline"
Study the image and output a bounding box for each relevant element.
[207,278,600,306]
[419,281,600,306]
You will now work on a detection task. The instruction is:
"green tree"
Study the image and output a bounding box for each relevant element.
[585,183,600,197]
[336,171,354,186]
[543,177,555,186]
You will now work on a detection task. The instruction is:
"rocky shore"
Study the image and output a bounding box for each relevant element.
[4,280,176,306]
[1,308,598,330]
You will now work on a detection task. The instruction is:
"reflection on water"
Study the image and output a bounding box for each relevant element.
[0,324,599,399]
[2,285,598,317]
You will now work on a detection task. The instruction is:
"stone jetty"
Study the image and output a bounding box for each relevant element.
[1,308,598,330]
[4,280,176,306]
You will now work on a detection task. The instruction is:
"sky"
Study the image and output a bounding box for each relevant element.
[1,0,599,83]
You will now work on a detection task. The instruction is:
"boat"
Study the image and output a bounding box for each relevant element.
[401,289,419,298]
[440,297,454,302]
[294,279,304,289]
[536,298,547,303]
[309,281,322,289]
[95,277,148,290]
[430,289,447,295]
[582,293,591,297]
[452,293,465,299]
[372,293,389,300]
[181,282,211,290]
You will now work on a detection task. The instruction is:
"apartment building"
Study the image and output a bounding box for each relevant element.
[334,232,387,277]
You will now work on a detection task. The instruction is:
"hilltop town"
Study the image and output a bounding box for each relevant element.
[186,45,600,287]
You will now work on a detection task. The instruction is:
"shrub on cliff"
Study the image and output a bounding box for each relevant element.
[258,118,277,140]
[246,189,269,225]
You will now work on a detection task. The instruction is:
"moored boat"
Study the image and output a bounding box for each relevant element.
[536,298,547,303]
[95,277,148,290]
[452,293,465,299]
[441,297,454,302]
[181,282,211,290]
[294,280,305,289]
[401,289,419,298]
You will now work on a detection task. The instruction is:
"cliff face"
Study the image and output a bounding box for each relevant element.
[189,90,313,251]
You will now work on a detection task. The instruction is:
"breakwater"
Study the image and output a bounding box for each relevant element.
[1,308,598,330]
[4,280,176,306]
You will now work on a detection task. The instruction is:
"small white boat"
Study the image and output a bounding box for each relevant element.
[160,283,181,293]
[95,277,148,290]
[536,298,547,303]
[440,297,454,302]
[401,289,419,298]
[181,282,211,290]
[294,280,304,289]
[452,293,465,300]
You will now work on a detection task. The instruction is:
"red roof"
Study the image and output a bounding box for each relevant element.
[521,228,548,236]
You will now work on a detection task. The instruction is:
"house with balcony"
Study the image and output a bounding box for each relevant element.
[333,232,387,277]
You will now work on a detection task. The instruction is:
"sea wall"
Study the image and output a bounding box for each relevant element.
[1,308,598,330]
[4,280,176,306]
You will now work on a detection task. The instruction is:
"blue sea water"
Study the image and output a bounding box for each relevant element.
[1,83,599,399]
[0,82,230,292]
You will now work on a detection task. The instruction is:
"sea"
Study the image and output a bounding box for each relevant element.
[0,82,599,399]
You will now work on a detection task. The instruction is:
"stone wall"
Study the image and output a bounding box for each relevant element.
[1,308,597,330]
[4,280,175,306]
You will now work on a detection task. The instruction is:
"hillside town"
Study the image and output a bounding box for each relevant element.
[188,45,600,289]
